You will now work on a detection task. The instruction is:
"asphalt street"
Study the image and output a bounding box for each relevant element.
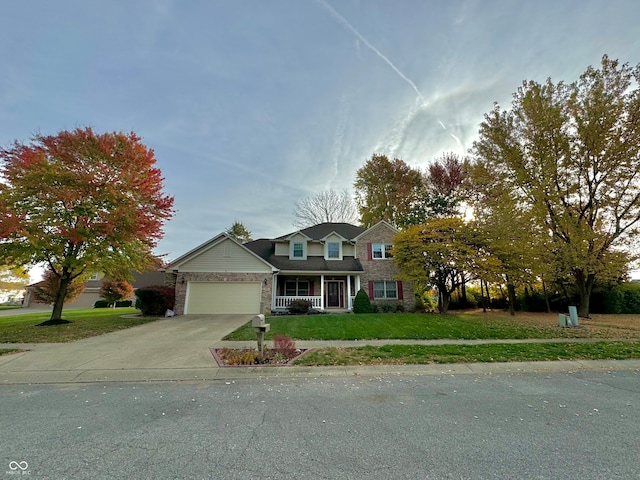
[1,370,639,480]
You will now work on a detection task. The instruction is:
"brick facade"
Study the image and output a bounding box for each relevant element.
[356,223,415,311]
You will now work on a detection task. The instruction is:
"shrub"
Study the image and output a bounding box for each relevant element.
[353,289,373,313]
[273,335,297,357]
[135,286,175,316]
[287,299,312,315]
[600,282,640,314]
[93,299,133,308]
[379,302,404,313]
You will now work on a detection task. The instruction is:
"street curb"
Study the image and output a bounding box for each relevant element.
[2,359,639,385]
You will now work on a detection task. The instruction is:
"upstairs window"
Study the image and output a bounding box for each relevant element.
[327,242,340,259]
[372,243,393,259]
[293,242,304,258]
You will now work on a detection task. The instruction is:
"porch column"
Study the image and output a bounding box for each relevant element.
[320,274,325,310]
[271,273,278,312]
[347,275,352,310]
[355,275,361,293]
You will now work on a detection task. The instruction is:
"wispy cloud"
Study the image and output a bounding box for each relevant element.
[316,0,424,100]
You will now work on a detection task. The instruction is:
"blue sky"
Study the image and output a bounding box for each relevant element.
[2,0,639,268]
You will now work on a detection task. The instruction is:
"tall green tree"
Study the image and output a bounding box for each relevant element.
[466,161,546,315]
[0,127,174,323]
[226,221,253,244]
[472,55,640,317]
[354,154,425,228]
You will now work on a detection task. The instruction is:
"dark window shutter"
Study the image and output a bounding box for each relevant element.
[368,281,374,299]
[310,282,314,296]
[367,243,372,260]
[397,281,404,300]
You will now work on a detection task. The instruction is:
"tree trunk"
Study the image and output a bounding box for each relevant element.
[506,281,516,316]
[50,270,72,321]
[461,276,467,306]
[575,270,596,318]
[481,279,487,313]
[484,280,491,310]
[541,276,551,313]
[437,284,450,314]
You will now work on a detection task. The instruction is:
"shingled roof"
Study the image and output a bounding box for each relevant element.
[275,223,366,241]
[243,222,366,273]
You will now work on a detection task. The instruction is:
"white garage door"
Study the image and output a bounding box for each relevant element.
[185,282,262,314]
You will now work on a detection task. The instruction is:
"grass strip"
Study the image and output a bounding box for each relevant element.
[0,348,22,356]
[0,308,157,343]
[223,313,595,341]
[294,341,640,366]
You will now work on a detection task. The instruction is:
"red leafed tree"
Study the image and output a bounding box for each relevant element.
[100,279,135,306]
[425,152,466,217]
[0,127,174,323]
[32,269,86,305]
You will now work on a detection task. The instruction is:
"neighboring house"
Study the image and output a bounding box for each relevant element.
[0,289,24,305]
[23,270,166,309]
[164,221,415,315]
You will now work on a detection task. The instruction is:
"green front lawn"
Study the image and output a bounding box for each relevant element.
[295,341,640,366]
[0,308,158,343]
[223,313,596,341]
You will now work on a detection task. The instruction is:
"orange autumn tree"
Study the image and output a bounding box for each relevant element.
[100,279,135,307]
[0,127,174,324]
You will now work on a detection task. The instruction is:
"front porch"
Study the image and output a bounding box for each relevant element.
[272,273,360,312]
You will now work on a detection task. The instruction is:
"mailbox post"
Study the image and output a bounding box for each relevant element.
[252,314,270,356]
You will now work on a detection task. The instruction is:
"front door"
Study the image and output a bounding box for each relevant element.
[326,281,342,308]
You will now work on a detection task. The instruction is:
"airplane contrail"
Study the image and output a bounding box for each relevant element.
[316,0,424,100]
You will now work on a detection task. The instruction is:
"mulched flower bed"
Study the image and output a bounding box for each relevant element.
[211,347,310,367]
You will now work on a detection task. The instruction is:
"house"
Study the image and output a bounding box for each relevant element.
[23,270,167,309]
[164,221,415,315]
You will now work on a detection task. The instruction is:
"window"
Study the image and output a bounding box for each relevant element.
[285,280,309,296]
[88,273,99,280]
[372,243,393,259]
[293,243,304,258]
[327,242,340,259]
[373,281,398,299]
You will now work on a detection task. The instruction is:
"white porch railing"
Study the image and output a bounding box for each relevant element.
[274,296,323,309]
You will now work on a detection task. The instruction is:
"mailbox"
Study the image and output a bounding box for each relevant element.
[252,314,270,355]
[252,314,270,332]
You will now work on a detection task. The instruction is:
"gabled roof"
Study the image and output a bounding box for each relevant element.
[276,223,366,241]
[164,233,277,271]
[353,220,399,240]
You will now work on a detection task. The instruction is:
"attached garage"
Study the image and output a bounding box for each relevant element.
[185,282,262,314]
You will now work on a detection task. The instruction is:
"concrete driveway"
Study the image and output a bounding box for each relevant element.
[0,314,253,383]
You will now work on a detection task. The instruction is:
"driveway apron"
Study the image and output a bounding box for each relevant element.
[0,314,252,382]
